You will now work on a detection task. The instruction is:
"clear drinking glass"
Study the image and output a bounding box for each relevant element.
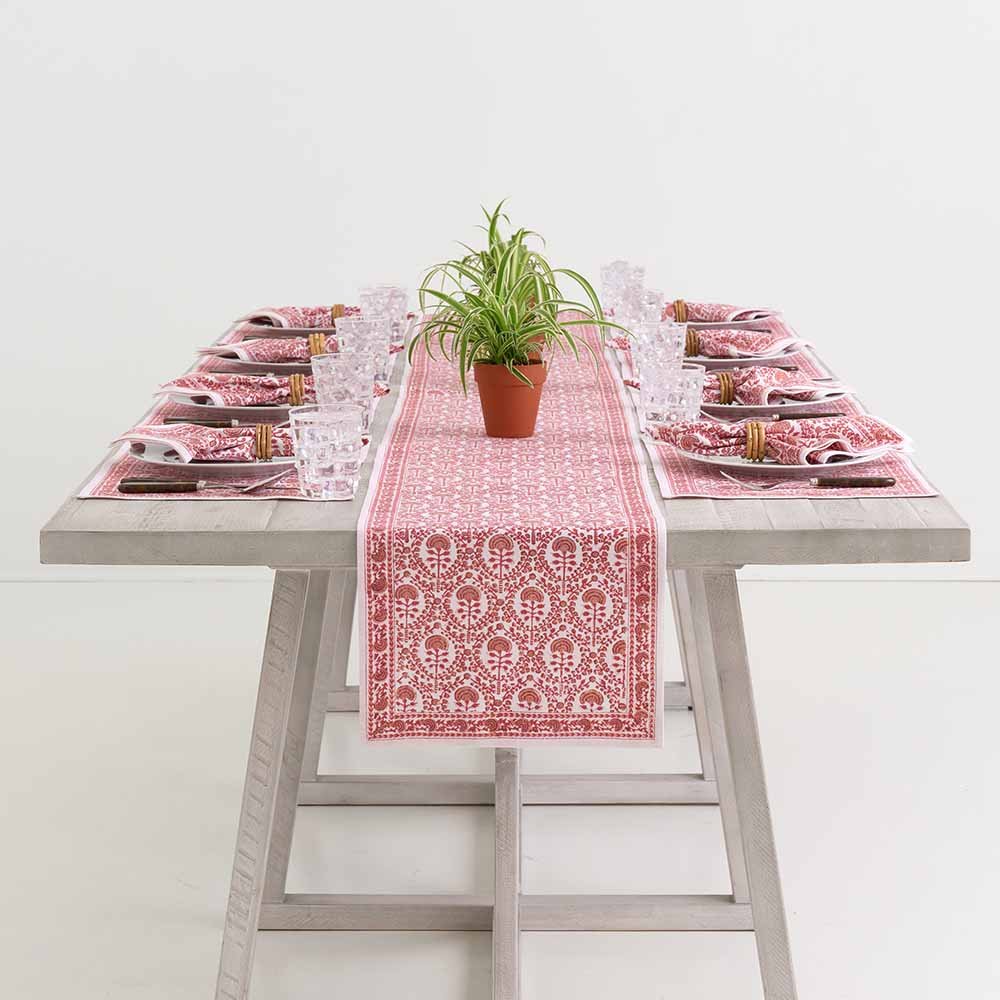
[288,404,365,500]
[633,320,686,380]
[639,362,706,432]
[336,317,393,383]
[310,351,377,432]
[600,260,644,316]
[360,285,409,341]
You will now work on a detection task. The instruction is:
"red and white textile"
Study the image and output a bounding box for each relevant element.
[662,301,775,322]
[158,373,315,407]
[237,305,361,327]
[113,423,295,463]
[703,366,848,405]
[648,413,910,465]
[200,337,321,364]
[359,323,666,744]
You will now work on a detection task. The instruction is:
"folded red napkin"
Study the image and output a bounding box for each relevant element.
[158,373,315,407]
[237,305,360,328]
[685,326,805,359]
[200,337,324,364]
[704,367,848,406]
[115,423,294,463]
[648,415,909,465]
[663,300,775,323]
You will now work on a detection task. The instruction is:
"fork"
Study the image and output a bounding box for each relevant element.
[719,470,896,491]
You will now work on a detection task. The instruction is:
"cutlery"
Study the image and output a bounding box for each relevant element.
[117,466,294,494]
[162,417,291,428]
[706,411,847,424]
[164,417,239,427]
[719,470,896,491]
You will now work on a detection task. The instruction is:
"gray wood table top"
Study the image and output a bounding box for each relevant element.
[40,350,970,570]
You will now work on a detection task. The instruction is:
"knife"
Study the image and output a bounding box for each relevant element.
[808,476,896,488]
[118,467,293,494]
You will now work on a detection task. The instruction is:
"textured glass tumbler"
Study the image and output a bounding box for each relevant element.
[600,260,644,316]
[640,362,706,431]
[336,317,393,383]
[288,404,365,500]
[633,320,686,380]
[310,351,377,432]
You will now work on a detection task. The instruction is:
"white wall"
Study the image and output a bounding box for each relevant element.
[3,0,994,580]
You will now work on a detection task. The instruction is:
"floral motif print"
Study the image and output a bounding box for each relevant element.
[237,304,361,327]
[114,423,295,463]
[158,373,316,407]
[648,414,910,465]
[361,325,662,742]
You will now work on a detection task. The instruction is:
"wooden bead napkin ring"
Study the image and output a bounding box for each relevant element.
[717,370,735,405]
[288,373,305,406]
[330,303,346,323]
[745,421,766,462]
[254,423,273,461]
[685,327,700,357]
[308,333,327,357]
[673,298,688,323]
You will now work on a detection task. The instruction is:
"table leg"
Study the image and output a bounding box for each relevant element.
[300,568,356,782]
[215,570,330,1000]
[493,749,521,1000]
[668,570,717,781]
[687,568,798,1000]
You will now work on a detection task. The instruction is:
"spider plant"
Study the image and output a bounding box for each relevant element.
[410,202,623,390]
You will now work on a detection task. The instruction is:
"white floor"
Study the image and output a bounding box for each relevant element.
[1,579,997,999]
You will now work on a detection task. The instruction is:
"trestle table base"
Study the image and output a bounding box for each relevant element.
[216,566,797,1000]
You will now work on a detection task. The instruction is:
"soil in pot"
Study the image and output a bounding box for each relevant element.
[473,361,547,438]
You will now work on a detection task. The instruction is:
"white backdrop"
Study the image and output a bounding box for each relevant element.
[3,0,994,580]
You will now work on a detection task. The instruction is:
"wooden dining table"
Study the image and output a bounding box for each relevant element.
[40,350,970,1000]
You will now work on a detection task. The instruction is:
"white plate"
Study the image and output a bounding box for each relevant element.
[166,394,291,420]
[700,392,849,418]
[128,443,295,478]
[230,325,337,341]
[686,345,800,370]
[687,318,773,330]
[677,450,881,477]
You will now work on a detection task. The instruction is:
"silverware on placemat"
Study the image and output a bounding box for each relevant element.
[117,467,293,495]
[719,470,896,492]
[162,417,291,429]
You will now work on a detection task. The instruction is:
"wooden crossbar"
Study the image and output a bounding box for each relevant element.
[298,773,718,806]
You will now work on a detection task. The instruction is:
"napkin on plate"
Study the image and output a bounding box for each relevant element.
[685,325,806,359]
[114,423,295,463]
[157,373,315,407]
[237,305,360,328]
[704,367,849,406]
[663,300,775,323]
[200,337,325,364]
[648,414,910,465]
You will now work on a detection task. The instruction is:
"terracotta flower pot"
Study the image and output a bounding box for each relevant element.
[473,361,547,438]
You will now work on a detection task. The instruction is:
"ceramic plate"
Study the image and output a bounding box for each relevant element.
[700,392,849,418]
[677,450,881,477]
[166,394,291,421]
[128,442,295,478]
[686,345,801,370]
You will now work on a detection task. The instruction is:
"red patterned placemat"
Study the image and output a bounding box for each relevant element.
[359,325,667,744]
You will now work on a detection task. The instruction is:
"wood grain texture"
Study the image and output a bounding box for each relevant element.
[259,894,494,931]
[215,571,310,1000]
[519,894,753,931]
[694,569,798,1000]
[494,749,521,1000]
[297,772,718,806]
[300,568,355,782]
[668,570,717,781]
[683,569,751,904]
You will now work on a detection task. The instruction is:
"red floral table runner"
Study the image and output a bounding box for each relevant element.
[359,325,667,744]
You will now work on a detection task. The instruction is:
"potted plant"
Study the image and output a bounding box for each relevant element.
[409,203,621,438]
